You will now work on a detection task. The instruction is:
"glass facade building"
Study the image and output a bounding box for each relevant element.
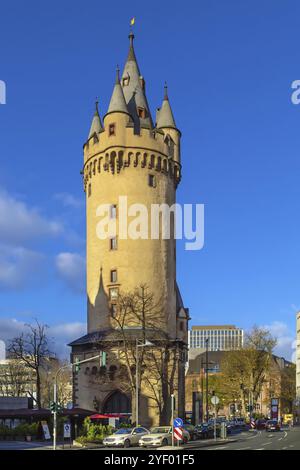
[188,325,244,351]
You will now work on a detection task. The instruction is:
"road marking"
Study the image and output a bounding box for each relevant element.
[255,448,265,451]
[261,442,272,446]
[289,445,294,448]
[238,447,251,450]
[283,431,287,439]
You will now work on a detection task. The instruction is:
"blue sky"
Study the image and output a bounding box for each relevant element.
[0,0,300,359]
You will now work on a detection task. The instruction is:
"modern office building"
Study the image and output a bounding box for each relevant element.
[188,325,244,352]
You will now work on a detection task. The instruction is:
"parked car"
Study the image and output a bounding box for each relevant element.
[255,419,267,430]
[103,427,149,447]
[194,423,214,440]
[182,424,198,441]
[139,426,190,447]
[265,420,280,432]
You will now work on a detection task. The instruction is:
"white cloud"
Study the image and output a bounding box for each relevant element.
[0,245,44,290]
[0,318,86,359]
[55,252,85,294]
[0,189,63,246]
[263,321,296,362]
[54,193,84,209]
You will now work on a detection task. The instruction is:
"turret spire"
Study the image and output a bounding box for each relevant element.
[88,98,104,139]
[121,33,153,131]
[156,83,176,129]
[107,65,129,115]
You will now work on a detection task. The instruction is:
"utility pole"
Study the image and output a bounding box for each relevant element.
[205,338,209,422]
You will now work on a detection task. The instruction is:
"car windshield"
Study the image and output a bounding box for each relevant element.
[115,429,132,435]
[150,427,171,434]
[267,421,277,425]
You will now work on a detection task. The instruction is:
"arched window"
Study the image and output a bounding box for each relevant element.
[91,366,98,375]
[103,391,131,413]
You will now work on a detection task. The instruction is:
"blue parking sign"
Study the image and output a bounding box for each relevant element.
[173,417,183,428]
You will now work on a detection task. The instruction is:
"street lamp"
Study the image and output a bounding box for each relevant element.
[135,339,154,426]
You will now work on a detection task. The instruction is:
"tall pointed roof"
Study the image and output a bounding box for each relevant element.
[107,66,129,115]
[88,100,104,139]
[121,33,153,131]
[156,83,177,129]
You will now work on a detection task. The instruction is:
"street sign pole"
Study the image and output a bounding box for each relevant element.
[53,382,57,450]
[171,394,174,448]
[214,404,217,441]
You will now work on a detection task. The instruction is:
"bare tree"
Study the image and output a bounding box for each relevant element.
[219,326,277,414]
[8,320,52,409]
[40,359,72,408]
[112,284,177,424]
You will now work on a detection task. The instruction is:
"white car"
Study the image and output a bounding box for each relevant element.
[103,427,149,448]
[139,426,190,447]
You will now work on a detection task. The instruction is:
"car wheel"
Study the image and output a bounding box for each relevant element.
[162,438,168,446]
[124,439,130,448]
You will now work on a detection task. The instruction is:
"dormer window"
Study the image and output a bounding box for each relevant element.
[137,107,146,119]
[93,134,98,144]
[122,75,130,87]
[109,123,116,136]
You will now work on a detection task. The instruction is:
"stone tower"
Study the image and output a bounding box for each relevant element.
[70,33,189,426]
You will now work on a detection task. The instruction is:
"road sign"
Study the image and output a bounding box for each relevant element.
[174,427,183,441]
[173,417,183,428]
[41,421,51,440]
[64,423,71,438]
[211,395,219,405]
[250,419,256,429]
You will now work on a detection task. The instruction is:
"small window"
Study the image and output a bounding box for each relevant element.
[88,183,92,197]
[109,287,119,301]
[110,269,117,283]
[91,366,98,375]
[110,237,117,250]
[110,204,117,219]
[137,107,146,119]
[111,304,117,318]
[93,134,98,144]
[122,76,130,87]
[148,174,156,188]
[109,123,116,136]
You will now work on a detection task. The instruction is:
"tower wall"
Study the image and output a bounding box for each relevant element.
[84,118,181,338]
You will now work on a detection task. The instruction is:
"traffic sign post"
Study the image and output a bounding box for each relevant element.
[211,395,219,441]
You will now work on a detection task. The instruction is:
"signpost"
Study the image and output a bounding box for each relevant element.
[211,395,219,441]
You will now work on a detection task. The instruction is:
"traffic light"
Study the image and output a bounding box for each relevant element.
[74,358,81,373]
[50,401,63,414]
[50,401,56,413]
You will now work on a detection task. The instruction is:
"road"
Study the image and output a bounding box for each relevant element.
[0,426,299,450]
[189,426,300,451]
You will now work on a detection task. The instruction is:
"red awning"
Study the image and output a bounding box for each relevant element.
[90,413,130,419]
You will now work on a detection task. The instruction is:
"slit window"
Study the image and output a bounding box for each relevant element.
[110,269,117,283]
[110,237,117,250]
[109,123,116,136]
[148,174,156,188]
[110,204,117,219]
[109,287,119,301]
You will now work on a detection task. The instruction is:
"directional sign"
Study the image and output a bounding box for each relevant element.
[211,396,220,406]
[173,417,183,428]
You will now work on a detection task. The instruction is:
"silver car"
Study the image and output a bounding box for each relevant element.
[103,427,149,448]
[139,426,190,447]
